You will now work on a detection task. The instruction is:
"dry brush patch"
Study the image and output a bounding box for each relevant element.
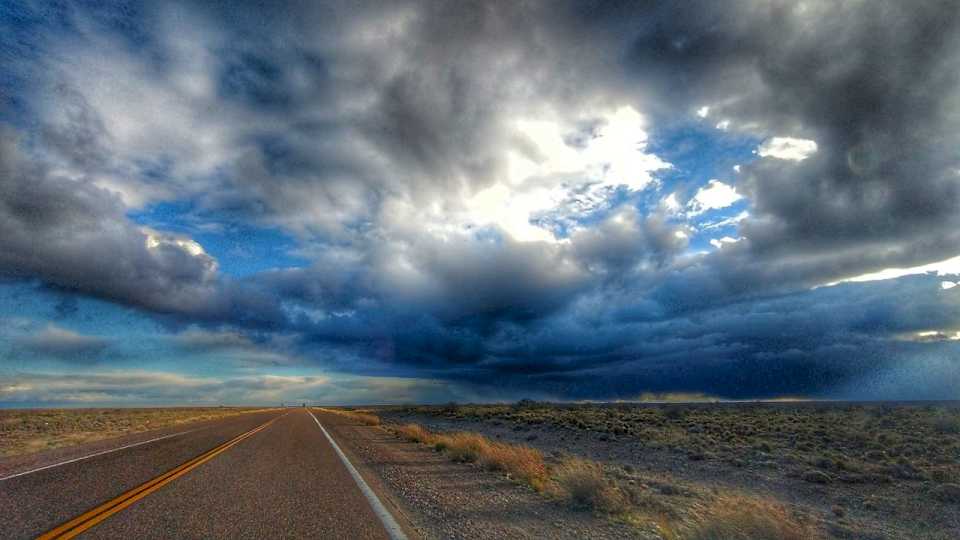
[552,457,628,513]
[397,402,960,491]
[393,423,549,491]
[315,407,381,426]
[390,422,823,538]
[686,495,820,540]
[396,422,432,442]
[480,439,549,491]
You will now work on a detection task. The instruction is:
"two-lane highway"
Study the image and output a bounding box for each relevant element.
[0,409,402,539]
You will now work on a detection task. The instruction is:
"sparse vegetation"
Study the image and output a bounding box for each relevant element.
[396,423,431,443]
[315,407,381,426]
[689,496,820,540]
[436,432,489,463]
[393,401,960,489]
[932,483,960,504]
[382,401,960,538]
[389,421,825,537]
[930,412,960,434]
[392,423,549,491]
[480,440,549,491]
[552,457,627,513]
[0,407,277,457]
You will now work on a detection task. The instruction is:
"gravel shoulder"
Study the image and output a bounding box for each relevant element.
[317,409,645,540]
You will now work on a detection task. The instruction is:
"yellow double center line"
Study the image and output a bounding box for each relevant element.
[38,415,282,540]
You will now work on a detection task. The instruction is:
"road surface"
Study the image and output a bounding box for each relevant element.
[0,409,403,539]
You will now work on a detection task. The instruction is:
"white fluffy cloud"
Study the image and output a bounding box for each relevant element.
[687,180,743,215]
[456,106,670,242]
[757,137,818,161]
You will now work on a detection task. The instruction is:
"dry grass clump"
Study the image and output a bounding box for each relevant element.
[436,432,491,463]
[481,441,549,490]
[396,423,432,442]
[351,412,381,426]
[395,424,549,491]
[688,496,820,540]
[316,408,381,426]
[553,457,628,513]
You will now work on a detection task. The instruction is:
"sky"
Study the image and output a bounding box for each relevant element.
[1,0,959,406]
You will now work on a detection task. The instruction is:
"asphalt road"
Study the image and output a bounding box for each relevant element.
[0,409,396,539]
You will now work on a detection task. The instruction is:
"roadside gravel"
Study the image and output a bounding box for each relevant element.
[319,411,646,540]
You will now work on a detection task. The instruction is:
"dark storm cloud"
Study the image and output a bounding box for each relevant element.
[607,0,960,282]
[463,275,960,399]
[0,129,283,325]
[1,1,959,400]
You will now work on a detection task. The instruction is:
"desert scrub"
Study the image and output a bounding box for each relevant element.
[552,457,628,513]
[930,413,960,434]
[315,408,381,426]
[394,424,549,491]
[396,423,432,443]
[480,440,548,490]
[388,420,826,538]
[435,432,490,463]
[688,495,821,540]
[400,402,960,485]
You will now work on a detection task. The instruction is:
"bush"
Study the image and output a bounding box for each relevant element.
[690,496,820,540]
[931,414,960,434]
[397,426,549,491]
[481,442,548,491]
[439,433,491,463]
[553,458,627,513]
[316,408,381,426]
[396,423,432,443]
[352,412,381,426]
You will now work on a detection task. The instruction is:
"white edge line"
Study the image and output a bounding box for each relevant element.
[0,428,201,482]
[307,409,408,540]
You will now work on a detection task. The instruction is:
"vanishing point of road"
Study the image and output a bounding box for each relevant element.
[0,409,406,539]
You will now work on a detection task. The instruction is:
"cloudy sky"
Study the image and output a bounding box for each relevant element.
[1,1,959,406]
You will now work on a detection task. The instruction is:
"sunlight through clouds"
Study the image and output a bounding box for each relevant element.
[757,137,818,161]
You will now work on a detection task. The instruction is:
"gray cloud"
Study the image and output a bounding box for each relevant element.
[0,128,285,326]
[0,371,498,406]
[1,1,959,400]
[612,0,960,283]
[14,325,109,362]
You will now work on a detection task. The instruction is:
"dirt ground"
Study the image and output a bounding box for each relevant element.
[370,402,960,540]
[318,410,648,539]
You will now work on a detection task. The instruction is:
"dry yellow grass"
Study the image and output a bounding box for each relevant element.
[315,408,381,426]
[687,495,820,540]
[390,422,821,537]
[552,457,627,513]
[480,441,549,491]
[434,432,490,463]
[396,423,432,442]
[394,424,549,491]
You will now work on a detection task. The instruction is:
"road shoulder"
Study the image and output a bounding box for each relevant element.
[314,409,641,540]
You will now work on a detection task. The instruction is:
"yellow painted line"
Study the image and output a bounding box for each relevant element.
[37,414,282,540]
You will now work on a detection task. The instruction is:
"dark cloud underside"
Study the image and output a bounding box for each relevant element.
[1,1,958,402]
